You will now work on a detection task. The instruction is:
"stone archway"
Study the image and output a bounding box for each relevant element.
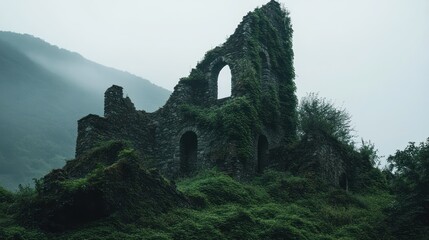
[257,135,268,173]
[180,131,198,175]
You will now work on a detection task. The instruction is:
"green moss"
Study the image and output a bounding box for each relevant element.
[180,68,207,87]
[174,170,393,239]
[177,2,298,163]
[252,170,319,201]
[60,178,88,192]
[0,226,49,240]
[247,5,297,141]
[118,147,138,160]
[181,96,260,160]
[0,169,395,239]
[64,140,131,177]
[178,170,268,206]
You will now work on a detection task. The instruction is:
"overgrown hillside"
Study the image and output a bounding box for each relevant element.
[0,87,427,239]
[0,32,171,190]
[0,134,427,239]
[0,89,427,239]
[0,2,427,238]
[0,162,394,239]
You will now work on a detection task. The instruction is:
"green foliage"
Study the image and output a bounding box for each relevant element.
[178,170,268,206]
[0,3,423,239]
[64,140,130,177]
[298,93,353,145]
[174,170,392,240]
[11,185,38,226]
[0,186,14,231]
[0,168,396,239]
[250,3,297,141]
[179,1,298,162]
[181,96,260,160]
[387,138,429,238]
[260,85,281,128]
[0,226,48,240]
[118,147,138,160]
[0,140,186,232]
[60,178,88,192]
[252,170,318,201]
[0,186,13,203]
[180,68,207,88]
[359,140,381,168]
[347,140,388,193]
[288,94,388,193]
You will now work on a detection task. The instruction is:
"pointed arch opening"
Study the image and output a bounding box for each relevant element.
[217,65,232,99]
[180,131,198,175]
[257,135,269,173]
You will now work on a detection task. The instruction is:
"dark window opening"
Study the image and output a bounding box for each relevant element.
[257,135,269,173]
[180,131,198,175]
[339,173,348,191]
[217,65,232,99]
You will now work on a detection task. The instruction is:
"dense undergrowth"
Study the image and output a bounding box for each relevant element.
[1,168,395,240]
[1,92,426,239]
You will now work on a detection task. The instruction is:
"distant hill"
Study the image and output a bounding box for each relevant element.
[0,31,171,190]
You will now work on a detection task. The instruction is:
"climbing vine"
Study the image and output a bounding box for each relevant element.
[179,1,297,162]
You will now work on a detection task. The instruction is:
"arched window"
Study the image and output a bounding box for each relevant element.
[257,135,268,173]
[180,131,198,175]
[217,65,232,99]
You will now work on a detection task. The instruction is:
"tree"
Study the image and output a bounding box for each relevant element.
[291,93,356,187]
[298,93,354,145]
[387,138,429,238]
[293,94,384,191]
[359,139,380,169]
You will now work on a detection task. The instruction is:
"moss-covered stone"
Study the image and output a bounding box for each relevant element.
[20,141,189,231]
[75,0,297,180]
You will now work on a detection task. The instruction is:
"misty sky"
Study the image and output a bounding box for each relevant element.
[0,0,428,162]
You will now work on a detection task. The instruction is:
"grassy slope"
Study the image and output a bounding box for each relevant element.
[0,169,393,240]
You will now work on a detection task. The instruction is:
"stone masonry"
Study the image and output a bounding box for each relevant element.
[75,1,297,179]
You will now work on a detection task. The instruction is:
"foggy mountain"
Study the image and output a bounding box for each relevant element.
[0,31,171,190]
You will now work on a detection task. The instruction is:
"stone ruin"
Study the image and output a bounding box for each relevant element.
[75,1,297,179]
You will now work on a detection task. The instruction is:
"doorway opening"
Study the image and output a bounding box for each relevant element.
[257,135,268,173]
[180,131,198,175]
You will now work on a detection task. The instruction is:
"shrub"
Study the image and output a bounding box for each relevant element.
[178,170,267,206]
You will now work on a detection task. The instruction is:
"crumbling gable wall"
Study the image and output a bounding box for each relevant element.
[75,1,297,179]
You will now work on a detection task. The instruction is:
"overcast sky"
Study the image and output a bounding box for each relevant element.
[0,0,428,162]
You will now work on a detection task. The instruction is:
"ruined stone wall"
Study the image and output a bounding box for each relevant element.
[76,1,297,180]
[76,86,154,159]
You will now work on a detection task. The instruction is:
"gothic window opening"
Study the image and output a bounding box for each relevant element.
[217,65,232,99]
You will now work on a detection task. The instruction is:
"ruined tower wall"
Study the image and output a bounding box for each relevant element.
[75,1,297,179]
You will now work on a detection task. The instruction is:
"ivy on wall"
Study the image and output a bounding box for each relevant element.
[178,1,297,161]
